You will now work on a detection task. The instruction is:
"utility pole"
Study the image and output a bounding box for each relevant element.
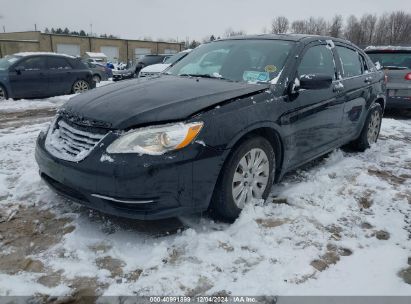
[2,26,5,33]
[90,23,93,36]
[34,23,37,31]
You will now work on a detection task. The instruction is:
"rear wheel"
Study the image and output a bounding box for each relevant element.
[210,137,275,221]
[351,104,383,151]
[0,85,8,101]
[72,80,90,94]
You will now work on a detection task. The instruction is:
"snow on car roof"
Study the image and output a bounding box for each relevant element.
[365,45,411,52]
[14,52,75,58]
[85,52,107,58]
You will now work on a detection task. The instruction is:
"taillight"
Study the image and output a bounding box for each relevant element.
[405,73,411,81]
[384,74,388,84]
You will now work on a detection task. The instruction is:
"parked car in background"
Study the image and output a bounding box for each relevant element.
[82,60,112,83]
[84,52,108,66]
[139,50,192,78]
[35,35,385,221]
[365,46,411,110]
[112,55,172,81]
[112,65,137,81]
[134,54,171,76]
[0,52,95,101]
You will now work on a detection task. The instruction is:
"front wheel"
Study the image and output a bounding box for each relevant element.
[0,85,8,101]
[72,80,90,94]
[351,103,383,151]
[210,137,275,221]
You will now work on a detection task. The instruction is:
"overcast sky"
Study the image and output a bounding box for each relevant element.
[0,0,409,41]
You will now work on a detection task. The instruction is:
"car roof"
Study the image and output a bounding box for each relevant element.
[364,45,411,52]
[218,33,354,46]
[13,52,75,59]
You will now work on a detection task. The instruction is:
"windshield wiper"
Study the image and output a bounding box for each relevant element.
[178,73,232,81]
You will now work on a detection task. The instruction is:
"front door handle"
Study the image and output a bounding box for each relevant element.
[332,82,344,93]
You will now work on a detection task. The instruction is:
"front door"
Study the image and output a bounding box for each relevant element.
[281,42,344,168]
[9,56,48,98]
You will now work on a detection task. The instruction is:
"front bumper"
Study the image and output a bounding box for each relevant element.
[35,131,226,220]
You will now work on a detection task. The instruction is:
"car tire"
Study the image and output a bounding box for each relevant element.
[0,84,8,101]
[72,80,90,94]
[210,136,275,221]
[351,103,383,151]
[93,75,101,83]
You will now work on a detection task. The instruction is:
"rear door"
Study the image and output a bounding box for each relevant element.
[283,42,344,166]
[46,56,75,95]
[335,44,372,138]
[9,56,48,98]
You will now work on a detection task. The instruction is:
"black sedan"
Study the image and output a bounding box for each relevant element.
[35,35,386,221]
[0,53,95,100]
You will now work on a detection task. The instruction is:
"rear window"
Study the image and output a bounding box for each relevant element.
[139,55,165,65]
[366,52,411,69]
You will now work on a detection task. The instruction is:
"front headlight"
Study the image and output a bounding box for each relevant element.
[106,122,203,155]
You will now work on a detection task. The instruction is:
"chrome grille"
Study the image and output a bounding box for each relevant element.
[45,119,106,162]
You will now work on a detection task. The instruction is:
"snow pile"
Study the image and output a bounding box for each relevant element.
[0,108,410,296]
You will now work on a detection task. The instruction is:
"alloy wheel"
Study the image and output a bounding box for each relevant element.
[232,148,270,209]
[367,110,381,144]
[73,80,90,93]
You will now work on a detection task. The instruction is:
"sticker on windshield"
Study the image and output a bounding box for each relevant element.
[264,65,277,73]
[243,71,270,83]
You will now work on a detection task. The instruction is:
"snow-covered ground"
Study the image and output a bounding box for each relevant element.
[0,92,410,298]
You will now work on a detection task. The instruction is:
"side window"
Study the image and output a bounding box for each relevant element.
[336,46,362,78]
[47,57,72,70]
[298,45,336,80]
[20,57,45,71]
[359,54,369,73]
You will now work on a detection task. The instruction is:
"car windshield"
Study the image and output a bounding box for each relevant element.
[163,52,187,65]
[367,52,411,69]
[0,55,21,70]
[140,55,164,65]
[167,39,294,83]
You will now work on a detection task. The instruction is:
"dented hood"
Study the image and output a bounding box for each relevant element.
[61,75,269,129]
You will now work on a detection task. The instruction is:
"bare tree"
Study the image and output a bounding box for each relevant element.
[224,27,246,37]
[271,16,289,34]
[359,14,377,45]
[344,15,361,44]
[271,10,411,46]
[291,20,307,33]
[387,11,411,44]
[329,15,343,38]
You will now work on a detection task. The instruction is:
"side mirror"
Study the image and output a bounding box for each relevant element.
[15,66,24,74]
[299,74,332,90]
